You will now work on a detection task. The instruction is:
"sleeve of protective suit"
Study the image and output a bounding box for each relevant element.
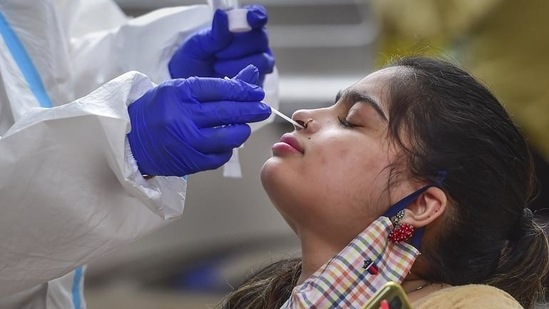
[0,71,184,297]
[69,5,211,96]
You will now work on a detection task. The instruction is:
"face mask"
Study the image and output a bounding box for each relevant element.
[281,173,446,308]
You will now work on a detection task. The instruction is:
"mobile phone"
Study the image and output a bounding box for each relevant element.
[363,282,412,309]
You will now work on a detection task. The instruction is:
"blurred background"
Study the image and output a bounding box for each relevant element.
[85,0,377,308]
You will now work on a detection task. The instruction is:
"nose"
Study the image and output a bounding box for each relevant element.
[292,109,315,131]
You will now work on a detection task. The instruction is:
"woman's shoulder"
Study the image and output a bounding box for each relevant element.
[412,284,523,309]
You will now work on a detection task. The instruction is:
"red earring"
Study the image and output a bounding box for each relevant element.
[388,210,415,243]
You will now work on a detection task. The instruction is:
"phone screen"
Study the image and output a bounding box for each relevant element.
[363,282,412,309]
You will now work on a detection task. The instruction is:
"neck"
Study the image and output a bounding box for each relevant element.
[297,232,346,285]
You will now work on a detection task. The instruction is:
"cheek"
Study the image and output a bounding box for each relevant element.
[304,150,387,207]
[313,145,389,186]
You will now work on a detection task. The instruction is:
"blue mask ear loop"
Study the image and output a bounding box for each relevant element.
[382,171,447,249]
[383,184,432,249]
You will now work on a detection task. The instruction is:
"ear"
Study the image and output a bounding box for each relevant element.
[401,186,447,228]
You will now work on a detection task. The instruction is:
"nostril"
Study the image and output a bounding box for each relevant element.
[295,120,306,129]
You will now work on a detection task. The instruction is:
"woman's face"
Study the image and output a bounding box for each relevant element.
[261,67,412,244]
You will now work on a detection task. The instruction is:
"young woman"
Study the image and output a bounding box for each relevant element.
[221,57,549,309]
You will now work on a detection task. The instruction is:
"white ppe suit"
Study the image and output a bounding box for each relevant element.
[0,0,278,308]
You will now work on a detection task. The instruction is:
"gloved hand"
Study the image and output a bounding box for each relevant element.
[168,5,274,86]
[128,65,271,177]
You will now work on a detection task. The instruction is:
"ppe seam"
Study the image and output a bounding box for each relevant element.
[72,267,84,309]
[0,11,53,108]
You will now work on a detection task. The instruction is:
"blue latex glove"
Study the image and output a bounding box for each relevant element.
[168,5,274,86]
[128,65,271,177]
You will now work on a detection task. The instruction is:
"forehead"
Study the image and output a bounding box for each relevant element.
[351,67,401,92]
[342,67,402,110]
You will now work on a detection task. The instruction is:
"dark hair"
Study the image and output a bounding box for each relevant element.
[220,258,301,309]
[219,56,549,309]
[386,56,549,308]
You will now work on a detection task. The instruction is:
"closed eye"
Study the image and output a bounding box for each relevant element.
[337,116,359,128]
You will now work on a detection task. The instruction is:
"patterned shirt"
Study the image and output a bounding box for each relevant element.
[280,217,419,309]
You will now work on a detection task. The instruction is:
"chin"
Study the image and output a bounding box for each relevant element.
[260,157,281,193]
[260,157,297,211]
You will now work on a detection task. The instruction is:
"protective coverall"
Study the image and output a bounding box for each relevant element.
[0,0,278,307]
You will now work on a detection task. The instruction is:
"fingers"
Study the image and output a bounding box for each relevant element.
[214,52,275,78]
[210,9,233,50]
[193,100,271,127]
[179,6,269,59]
[170,125,252,173]
[232,65,259,85]
[180,77,265,102]
[194,124,251,153]
[245,5,268,29]
[179,9,232,59]
[215,29,269,59]
[194,151,234,172]
[169,56,213,78]
[177,149,233,174]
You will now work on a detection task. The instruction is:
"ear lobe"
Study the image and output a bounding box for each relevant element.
[402,186,447,228]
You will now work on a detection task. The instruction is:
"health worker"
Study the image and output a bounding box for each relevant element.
[0,0,277,307]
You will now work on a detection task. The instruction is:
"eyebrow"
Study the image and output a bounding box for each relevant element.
[336,89,388,122]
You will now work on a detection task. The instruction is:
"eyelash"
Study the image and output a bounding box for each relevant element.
[337,116,358,128]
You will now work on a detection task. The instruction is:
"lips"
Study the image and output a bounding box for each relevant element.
[279,133,304,153]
